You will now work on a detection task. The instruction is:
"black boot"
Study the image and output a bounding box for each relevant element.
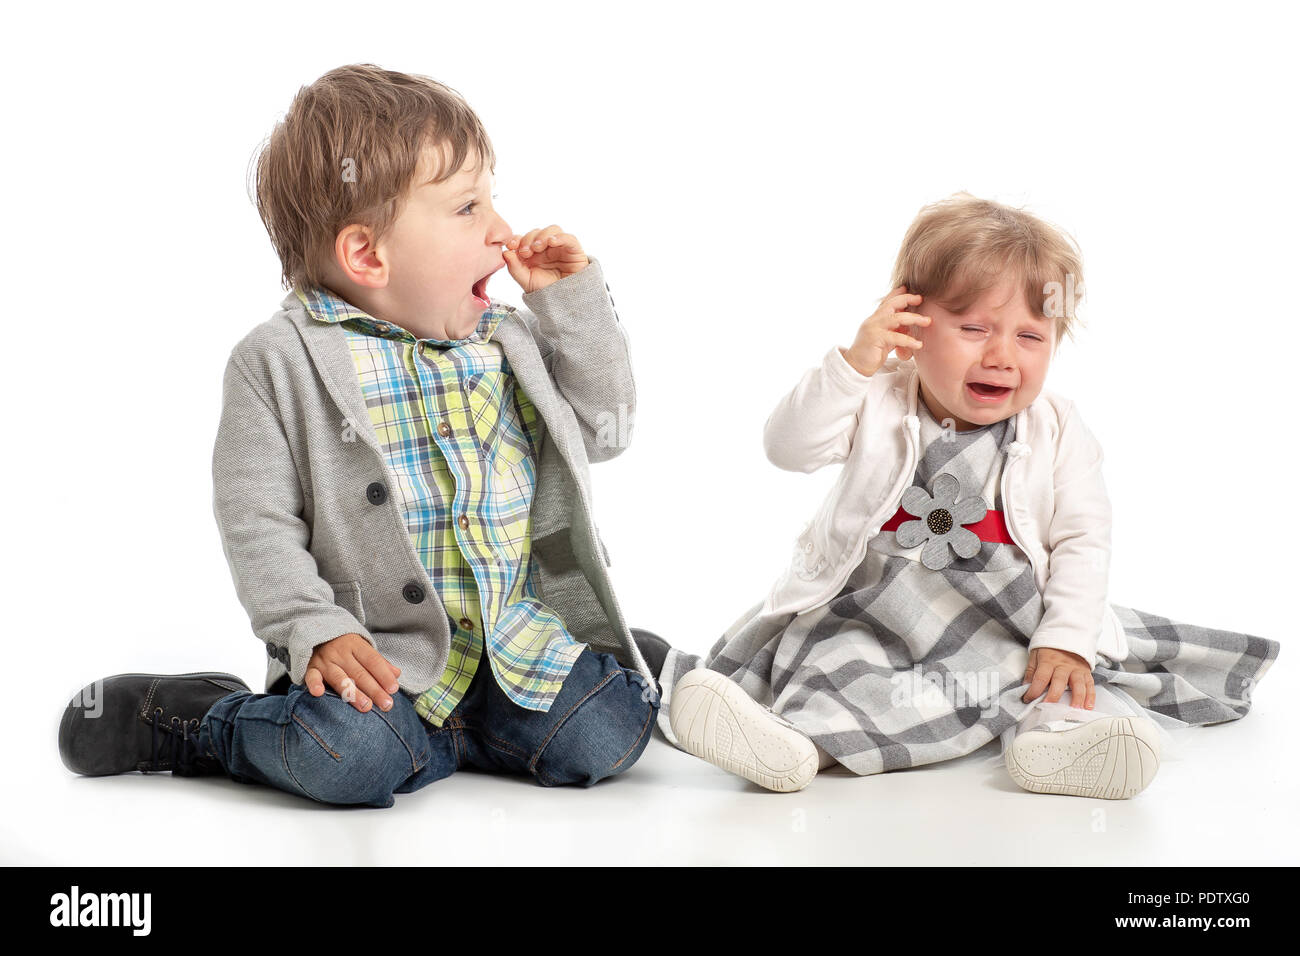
[58,672,249,777]
[629,628,671,681]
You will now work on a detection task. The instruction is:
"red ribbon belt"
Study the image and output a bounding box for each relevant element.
[879,506,1015,544]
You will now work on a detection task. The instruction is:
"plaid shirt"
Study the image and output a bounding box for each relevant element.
[295,286,585,725]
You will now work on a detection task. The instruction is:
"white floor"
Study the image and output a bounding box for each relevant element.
[11,651,1297,867]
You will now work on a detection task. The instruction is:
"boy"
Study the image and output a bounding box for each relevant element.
[58,64,662,807]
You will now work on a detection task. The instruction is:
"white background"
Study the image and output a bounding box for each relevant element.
[3,0,1296,866]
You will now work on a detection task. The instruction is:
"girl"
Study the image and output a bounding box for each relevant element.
[651,194,1279,797]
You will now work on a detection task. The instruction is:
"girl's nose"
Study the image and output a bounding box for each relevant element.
[983,335,1015,368]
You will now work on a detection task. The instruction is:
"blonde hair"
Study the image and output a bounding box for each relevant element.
[890,192,1085,344]
[252,63,496,291]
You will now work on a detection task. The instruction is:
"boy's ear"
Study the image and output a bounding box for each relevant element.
[333,224,388,289]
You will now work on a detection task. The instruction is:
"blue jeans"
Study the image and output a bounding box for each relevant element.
[197,645,659,808]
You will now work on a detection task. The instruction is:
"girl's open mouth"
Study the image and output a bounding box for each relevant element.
[967,382,1012,401]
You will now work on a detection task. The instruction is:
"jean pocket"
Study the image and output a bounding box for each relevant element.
[283,686,343,760]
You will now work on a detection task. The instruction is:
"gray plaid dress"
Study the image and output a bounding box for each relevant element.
[659,402,1280,775]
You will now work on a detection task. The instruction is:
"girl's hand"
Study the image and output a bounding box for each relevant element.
[502,225,589,293]
[840,284,931,377]
[1022,647,1095,709]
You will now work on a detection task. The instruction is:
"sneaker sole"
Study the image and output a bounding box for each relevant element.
[1005,715,1160,799]
[669,669,818,793]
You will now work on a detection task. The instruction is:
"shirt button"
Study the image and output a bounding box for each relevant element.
[458,617,475,631]
[438,421,451,437]
[365,481,388,505]
[458,514,470,531]
[402,583,426,604]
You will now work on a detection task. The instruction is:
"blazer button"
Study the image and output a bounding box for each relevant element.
[278,647,290,665]
[403,583,426,604]
[366,481,388,505]
[265,643,277,659]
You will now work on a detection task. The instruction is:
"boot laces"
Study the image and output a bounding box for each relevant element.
[148,707,205,773]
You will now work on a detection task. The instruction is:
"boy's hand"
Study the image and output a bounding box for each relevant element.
[302,632,402,713]
[1022,647,1095,709]
[841,284,931,377]
[503,225,589,293]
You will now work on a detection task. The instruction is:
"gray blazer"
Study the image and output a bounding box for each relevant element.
[211,259,654,698]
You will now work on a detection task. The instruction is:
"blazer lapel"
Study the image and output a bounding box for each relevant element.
[492,311,580,468]
[284,299,386,458]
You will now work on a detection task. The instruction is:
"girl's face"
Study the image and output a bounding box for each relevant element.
[910,275,1056,431]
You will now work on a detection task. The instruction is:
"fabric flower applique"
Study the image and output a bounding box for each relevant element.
[895,472,988,570]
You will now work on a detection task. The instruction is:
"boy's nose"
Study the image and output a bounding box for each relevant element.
[487,211,512,246]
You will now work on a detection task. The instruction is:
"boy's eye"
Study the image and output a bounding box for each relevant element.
[1020,333,1044,342]
[960,326,985,334]
[459,201,477,215]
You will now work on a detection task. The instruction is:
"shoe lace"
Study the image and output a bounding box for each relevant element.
[148,707,204,773]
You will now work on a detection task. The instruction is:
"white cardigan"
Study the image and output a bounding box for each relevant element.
[759,347,1128,668]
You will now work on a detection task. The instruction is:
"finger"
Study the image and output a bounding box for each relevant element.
[885,330,924,351]
[348,663,392,712]
[1023,672,1049,703]
[502,246,530,285]
[887,291,924,312]
[543,231,585,257]
[1085,674,1096,710]
[525,225,566,259]
[1068,670,1089,709]
[326,661,371,712]
[339,659,379,713]
[357,644,401,694]
[304,665,324,696]
[516,227,546,257]
[889,310,932,328]
[1021,651,1039,699]
[529,224,563,249]
[1045,666,1071,704]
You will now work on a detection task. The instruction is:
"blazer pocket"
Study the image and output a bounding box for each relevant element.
[327,580,366,627]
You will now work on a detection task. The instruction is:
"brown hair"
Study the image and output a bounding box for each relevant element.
[251,63,496,291]
[889,192,1085,344]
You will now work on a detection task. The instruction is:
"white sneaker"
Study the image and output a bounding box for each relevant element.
[669,668,819,793]
[1005,713,1161,799]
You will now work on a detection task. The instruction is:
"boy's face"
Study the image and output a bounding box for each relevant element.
[911,275,1055,432]
[340,142,512,341]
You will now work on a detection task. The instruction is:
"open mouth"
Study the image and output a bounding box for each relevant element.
[471,276,491,307]
[967,382,1012,400]
[471,262,505,308]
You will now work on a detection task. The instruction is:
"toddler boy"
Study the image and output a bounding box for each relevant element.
[59,64,661,807]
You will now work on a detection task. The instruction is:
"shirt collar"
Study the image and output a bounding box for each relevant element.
[294,285,509,346]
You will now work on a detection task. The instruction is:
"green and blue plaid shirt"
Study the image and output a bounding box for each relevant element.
[295,286,585,726]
